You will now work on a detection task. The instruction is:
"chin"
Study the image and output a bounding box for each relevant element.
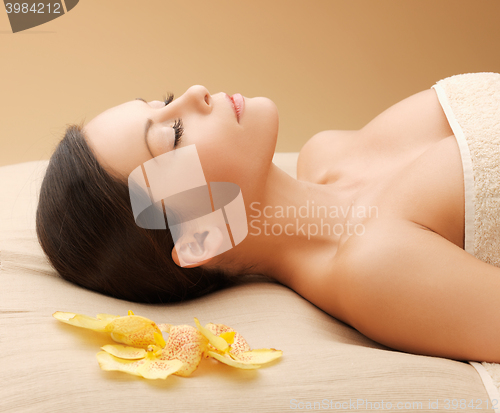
[251,98,279,174]
[252,96,279,117]
[248,96,279,139]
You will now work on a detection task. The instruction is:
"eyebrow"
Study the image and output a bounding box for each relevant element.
[134,98,155,158]
[143,118,154,158]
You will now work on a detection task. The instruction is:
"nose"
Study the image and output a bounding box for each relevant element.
[178,85,212,114]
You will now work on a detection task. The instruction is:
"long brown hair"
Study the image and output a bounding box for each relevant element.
[36,124,237,303]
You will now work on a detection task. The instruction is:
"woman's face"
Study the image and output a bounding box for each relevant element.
[84,85,279,201]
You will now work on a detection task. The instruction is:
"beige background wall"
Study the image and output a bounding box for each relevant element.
[1,0,499,167]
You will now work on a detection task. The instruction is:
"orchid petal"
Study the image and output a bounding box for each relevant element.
[207,350,261,369]
[101,344,146,360]
[157,323,172,333]
[109,315,166,349]
[161,324,208,376]
[206,323,251,355]
[96,313,120,322]
[194,318,228,352]
[220,331,235,344]
[137,358,185,380]
[231,349,283,365]
[96,351,147,376]
[53,312,110,332]
[96,351,183,380]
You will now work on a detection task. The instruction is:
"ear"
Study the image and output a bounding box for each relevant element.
[171,227,224,268]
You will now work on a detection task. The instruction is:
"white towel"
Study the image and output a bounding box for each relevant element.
[433,72,500,411]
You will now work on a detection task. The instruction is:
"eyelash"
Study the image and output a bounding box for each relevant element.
[163,93,183,147]
[172,119,184,147]
[163,93,174,106]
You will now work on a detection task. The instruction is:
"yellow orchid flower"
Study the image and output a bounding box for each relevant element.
[53,310,166,349]
[194,318,283,369]
[54,310,283,380]
[97,341,184,380]
[96,325,209,379]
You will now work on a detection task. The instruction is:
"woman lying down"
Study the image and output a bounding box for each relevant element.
[36,72,500,364]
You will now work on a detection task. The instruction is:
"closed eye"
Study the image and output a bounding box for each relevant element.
[135,93,182,150]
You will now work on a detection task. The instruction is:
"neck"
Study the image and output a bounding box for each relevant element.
[219,162,360,288]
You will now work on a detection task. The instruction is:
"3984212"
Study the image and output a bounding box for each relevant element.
[5,3,62,14]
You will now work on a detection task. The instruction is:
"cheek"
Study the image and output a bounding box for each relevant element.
[202,147,242,183]
[190,102,278,188]
[190,129,237,182]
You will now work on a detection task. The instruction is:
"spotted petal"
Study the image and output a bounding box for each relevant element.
[53,311,166,349]
[205,323,251,356]
[203,323,283,367]
[207,351,261,369]
[230,348,283,364]
[160,324,208,376]
[136,358,184,380]
[96,351,183,380]
[157,323,172,333]
[108,315,166,349]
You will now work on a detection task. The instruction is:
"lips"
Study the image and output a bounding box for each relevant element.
[226,93,245,123]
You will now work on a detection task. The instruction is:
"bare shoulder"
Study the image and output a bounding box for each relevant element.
[297,88,454,185]
[360,88,453,144]
[297,130,358,184]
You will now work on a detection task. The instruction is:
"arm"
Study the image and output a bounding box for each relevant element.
[332,219,500,363]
